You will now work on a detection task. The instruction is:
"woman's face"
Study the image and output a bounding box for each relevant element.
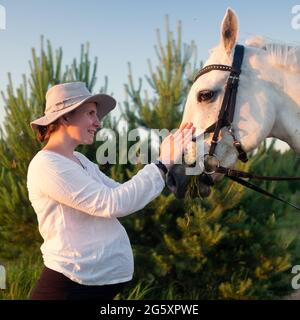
[66,102,100,145]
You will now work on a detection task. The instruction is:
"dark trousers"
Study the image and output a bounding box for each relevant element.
[30,266,128,300]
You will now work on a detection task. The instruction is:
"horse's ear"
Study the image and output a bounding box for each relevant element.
[220,8,239,55]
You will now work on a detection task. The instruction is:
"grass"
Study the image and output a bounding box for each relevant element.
[0,254,200,300]
[0,253,43,300]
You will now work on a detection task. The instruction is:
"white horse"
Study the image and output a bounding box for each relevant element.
[167,8,300,197]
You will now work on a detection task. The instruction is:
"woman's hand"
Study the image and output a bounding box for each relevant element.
[159,122,195,169]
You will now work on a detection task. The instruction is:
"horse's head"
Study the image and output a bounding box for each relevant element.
[167,8,279,198]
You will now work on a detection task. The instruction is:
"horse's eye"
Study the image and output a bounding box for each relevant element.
[197,90,214,102]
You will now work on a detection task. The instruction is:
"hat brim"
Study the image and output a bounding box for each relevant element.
[30,93,116,131]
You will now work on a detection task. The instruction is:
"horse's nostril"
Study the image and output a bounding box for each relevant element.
[204,154,220,174]
[199,173,215,186]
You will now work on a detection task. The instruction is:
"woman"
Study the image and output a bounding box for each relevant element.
[27,82,195,300]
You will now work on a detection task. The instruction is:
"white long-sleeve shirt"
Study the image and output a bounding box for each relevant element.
[27,150,165,285]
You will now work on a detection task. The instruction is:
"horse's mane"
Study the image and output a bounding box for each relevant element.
[246,36,300,74]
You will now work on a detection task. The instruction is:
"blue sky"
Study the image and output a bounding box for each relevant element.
[0,0,299,126]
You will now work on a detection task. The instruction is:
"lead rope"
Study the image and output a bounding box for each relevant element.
[214,165,300,211]
[227,175,300,211]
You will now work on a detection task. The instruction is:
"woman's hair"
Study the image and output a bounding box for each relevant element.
[36,109,78,143]
[36,120,60,143]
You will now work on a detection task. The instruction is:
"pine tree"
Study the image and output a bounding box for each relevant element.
[117,16,199,285]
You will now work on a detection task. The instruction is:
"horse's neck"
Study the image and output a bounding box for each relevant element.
[272,76,300,153]
[250,53,300,153]
[271,105,300,154]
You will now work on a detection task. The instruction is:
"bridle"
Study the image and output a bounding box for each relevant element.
[191,44,300,211]
[194,45,247,163]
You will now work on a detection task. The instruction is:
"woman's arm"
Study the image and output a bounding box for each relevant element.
[28,154,164,218]
[92,164,121,188]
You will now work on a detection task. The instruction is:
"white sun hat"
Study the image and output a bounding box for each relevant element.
[30,82,116,131]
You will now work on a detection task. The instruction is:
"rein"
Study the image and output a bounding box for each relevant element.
[192,44,300,211]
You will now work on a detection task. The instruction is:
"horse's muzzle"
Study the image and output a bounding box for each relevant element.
[166,164,214,199]
[166,164,192,198]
